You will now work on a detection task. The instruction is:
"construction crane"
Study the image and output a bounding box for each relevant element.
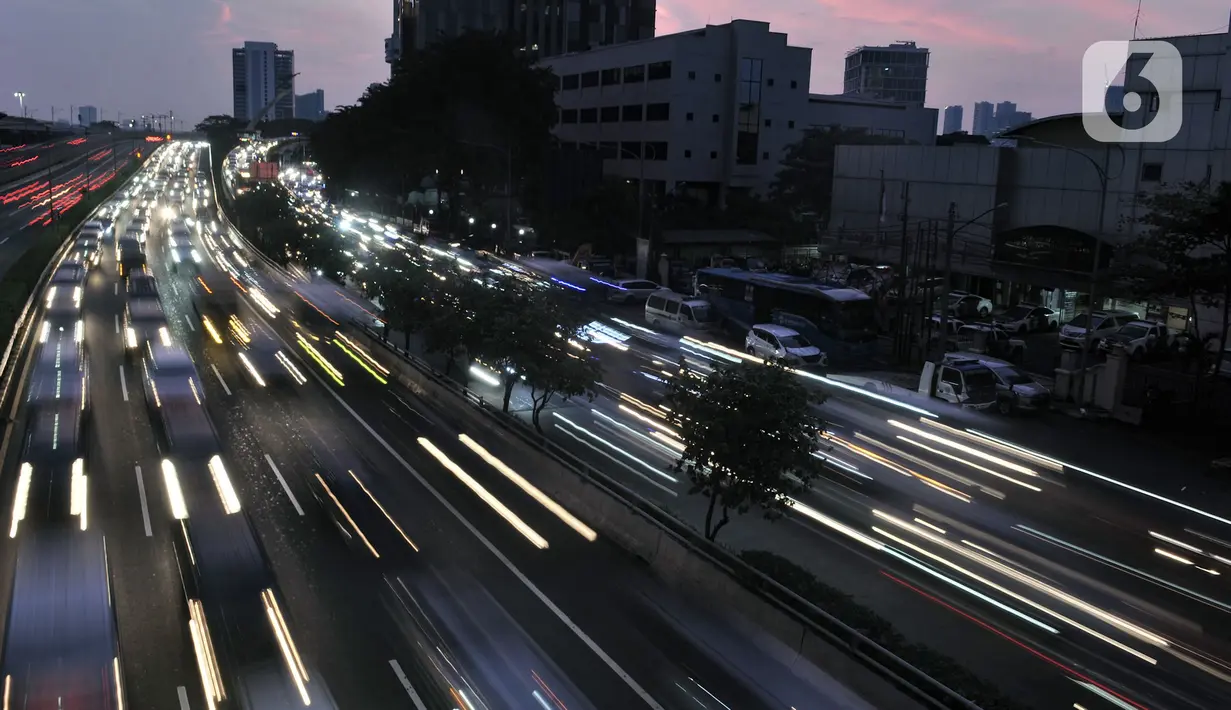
[241,72,301,139]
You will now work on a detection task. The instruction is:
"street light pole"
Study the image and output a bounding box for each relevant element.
[13,92,26,118]
[934,201,1008,362]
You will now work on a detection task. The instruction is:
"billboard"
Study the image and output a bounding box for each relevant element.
[249,161,279,181]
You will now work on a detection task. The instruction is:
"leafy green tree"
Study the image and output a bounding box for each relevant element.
[1132,181,1231,362]
[364,262,442,349]
[467,283,564,412]
[520,298,601,431]
[421,274,491,377]
[195,114,244,180]
[665,361,826,541]
[770,126,909,227]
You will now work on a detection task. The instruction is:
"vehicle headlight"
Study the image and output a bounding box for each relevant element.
[125,327,137,348]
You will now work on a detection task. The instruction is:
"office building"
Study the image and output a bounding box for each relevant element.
[842,41,929,105]
[994,101,1032,133]
[541,20,937,204]
[232,41,296,123]
[387,0,654,67]
[78,106,99,126]
[942,105,963,134]
[295,90,326,121]
[1105,84,1125,113]
[971,101,995,136]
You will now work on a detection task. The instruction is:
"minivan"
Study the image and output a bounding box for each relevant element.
[1059,309,1138,350]
[919,357,998,409]
[645,290,715,333]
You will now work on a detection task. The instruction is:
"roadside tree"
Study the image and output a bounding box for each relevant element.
[665,361,825,541]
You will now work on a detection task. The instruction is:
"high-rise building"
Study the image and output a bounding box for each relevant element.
[971,101,995,136]
[842,41,929,104]
[1105,84,1125,113]
[232,41,295,123]
[387,0,654,67]
[942,105,963,134]
[295,90,326,121]
[78,106,99,126]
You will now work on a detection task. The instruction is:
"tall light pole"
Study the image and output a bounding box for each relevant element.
[13,92,26,118]
[1014,136,1122,404]
[579,141,655,276]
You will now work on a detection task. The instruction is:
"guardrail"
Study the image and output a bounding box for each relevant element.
[0,148,154,415]
[213,144,982,710]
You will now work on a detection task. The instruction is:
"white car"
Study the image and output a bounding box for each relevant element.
[606,279,661,304]
[948,290,993,319]
[1059,309,1138,350]
[745,324,827,367]
[1098,320,1172,359]
[992,303,1059,334]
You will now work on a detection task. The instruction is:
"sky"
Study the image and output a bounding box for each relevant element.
[0,0,1224,131]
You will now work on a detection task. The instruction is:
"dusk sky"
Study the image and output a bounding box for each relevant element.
[0,0,1224,130]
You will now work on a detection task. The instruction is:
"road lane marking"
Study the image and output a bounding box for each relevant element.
[134,466,152,537]
[265,454,303,516]
[210,364,231,395]
[113,282,118,295]
[184,314,194,331]
[388,660,427,710]
[176,685,190,710]
[114,313,119,334]
[119,366,128,402]
[311,373,667,710]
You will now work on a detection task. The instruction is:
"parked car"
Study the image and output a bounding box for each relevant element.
[993,303,1059,333]
[1059,309,1138,350]
[744,324,827,367]
[948,291,993,319]
[947,353,1051,414]
[1098,320,1173,360]
[954,323,1026,362]
[606,279,661,304]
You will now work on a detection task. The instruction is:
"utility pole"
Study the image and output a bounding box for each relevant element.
[893,180,911,361]
[47,156,57,224]
[934,202,958,361]
[1075,144,1112,409]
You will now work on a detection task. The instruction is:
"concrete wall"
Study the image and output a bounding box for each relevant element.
[342,323,937,710]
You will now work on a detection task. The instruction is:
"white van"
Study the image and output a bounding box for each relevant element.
[645,290,714,333]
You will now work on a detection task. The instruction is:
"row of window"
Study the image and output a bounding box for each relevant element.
[558,141,778,163]
[558,60,799,91]
[559,103,798,130]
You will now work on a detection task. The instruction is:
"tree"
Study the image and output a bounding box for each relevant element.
[364,262,442,349]
[1132,181,1231,365]
[469,283,564,412]
[665,361,826,542]
[769,126,910,227]
[195,115,244,179]
[521,298,601,431]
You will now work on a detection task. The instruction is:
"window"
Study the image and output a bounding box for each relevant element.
[685,112,694,121]
[647,61,672,81]
[712,114,719,123]
[1149,93,1160,112]
[562,74,580,90]
[646,103,670,121]
[622,104,643,121]
[715,73,722,82]
[645,142,667,160]
[600,105,620,122]
[1141,163,1162,182]
[647,294,666,311]
[598,142,618,159]
[579,107,598,123]
[762,151,769,159]
[788,120,795,128]
[601,68,621,85]
[684,149,692,158]
[710,150,718,159]
[767,78,775,87]
[561,108,578,124]
[623,64,645,83]
[688,71,696,80]
[581,71,599,88]
[736,57,764,165]
[790,80,798,89]
[764,118,772,127]
[620,141,642,158]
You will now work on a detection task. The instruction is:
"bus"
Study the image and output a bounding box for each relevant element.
[694,267,879,364]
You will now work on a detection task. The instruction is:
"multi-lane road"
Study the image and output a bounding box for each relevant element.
[291,189,1231,710]
[0,140,895,710]
[0,133,146,276]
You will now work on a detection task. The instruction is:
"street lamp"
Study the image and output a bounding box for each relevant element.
[1014,136,1124,401]
[934,201,1009,361]
[581,141,657,277]
[13,92,26,118]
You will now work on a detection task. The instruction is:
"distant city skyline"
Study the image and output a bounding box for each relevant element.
[0,1,1222,128]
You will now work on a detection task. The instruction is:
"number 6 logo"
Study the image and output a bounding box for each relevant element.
[1082,40,1184,143]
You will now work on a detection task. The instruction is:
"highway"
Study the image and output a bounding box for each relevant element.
[273,175,1231,709]
[0,139,896,710]
[0,134,146,276]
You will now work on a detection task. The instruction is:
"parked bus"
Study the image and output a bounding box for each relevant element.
[694,267,878,364]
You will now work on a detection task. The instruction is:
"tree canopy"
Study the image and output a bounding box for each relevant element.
[770,126,910,227]
[311,31,558,237]
[1129,180,1231,360]
[665,361,826,541]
